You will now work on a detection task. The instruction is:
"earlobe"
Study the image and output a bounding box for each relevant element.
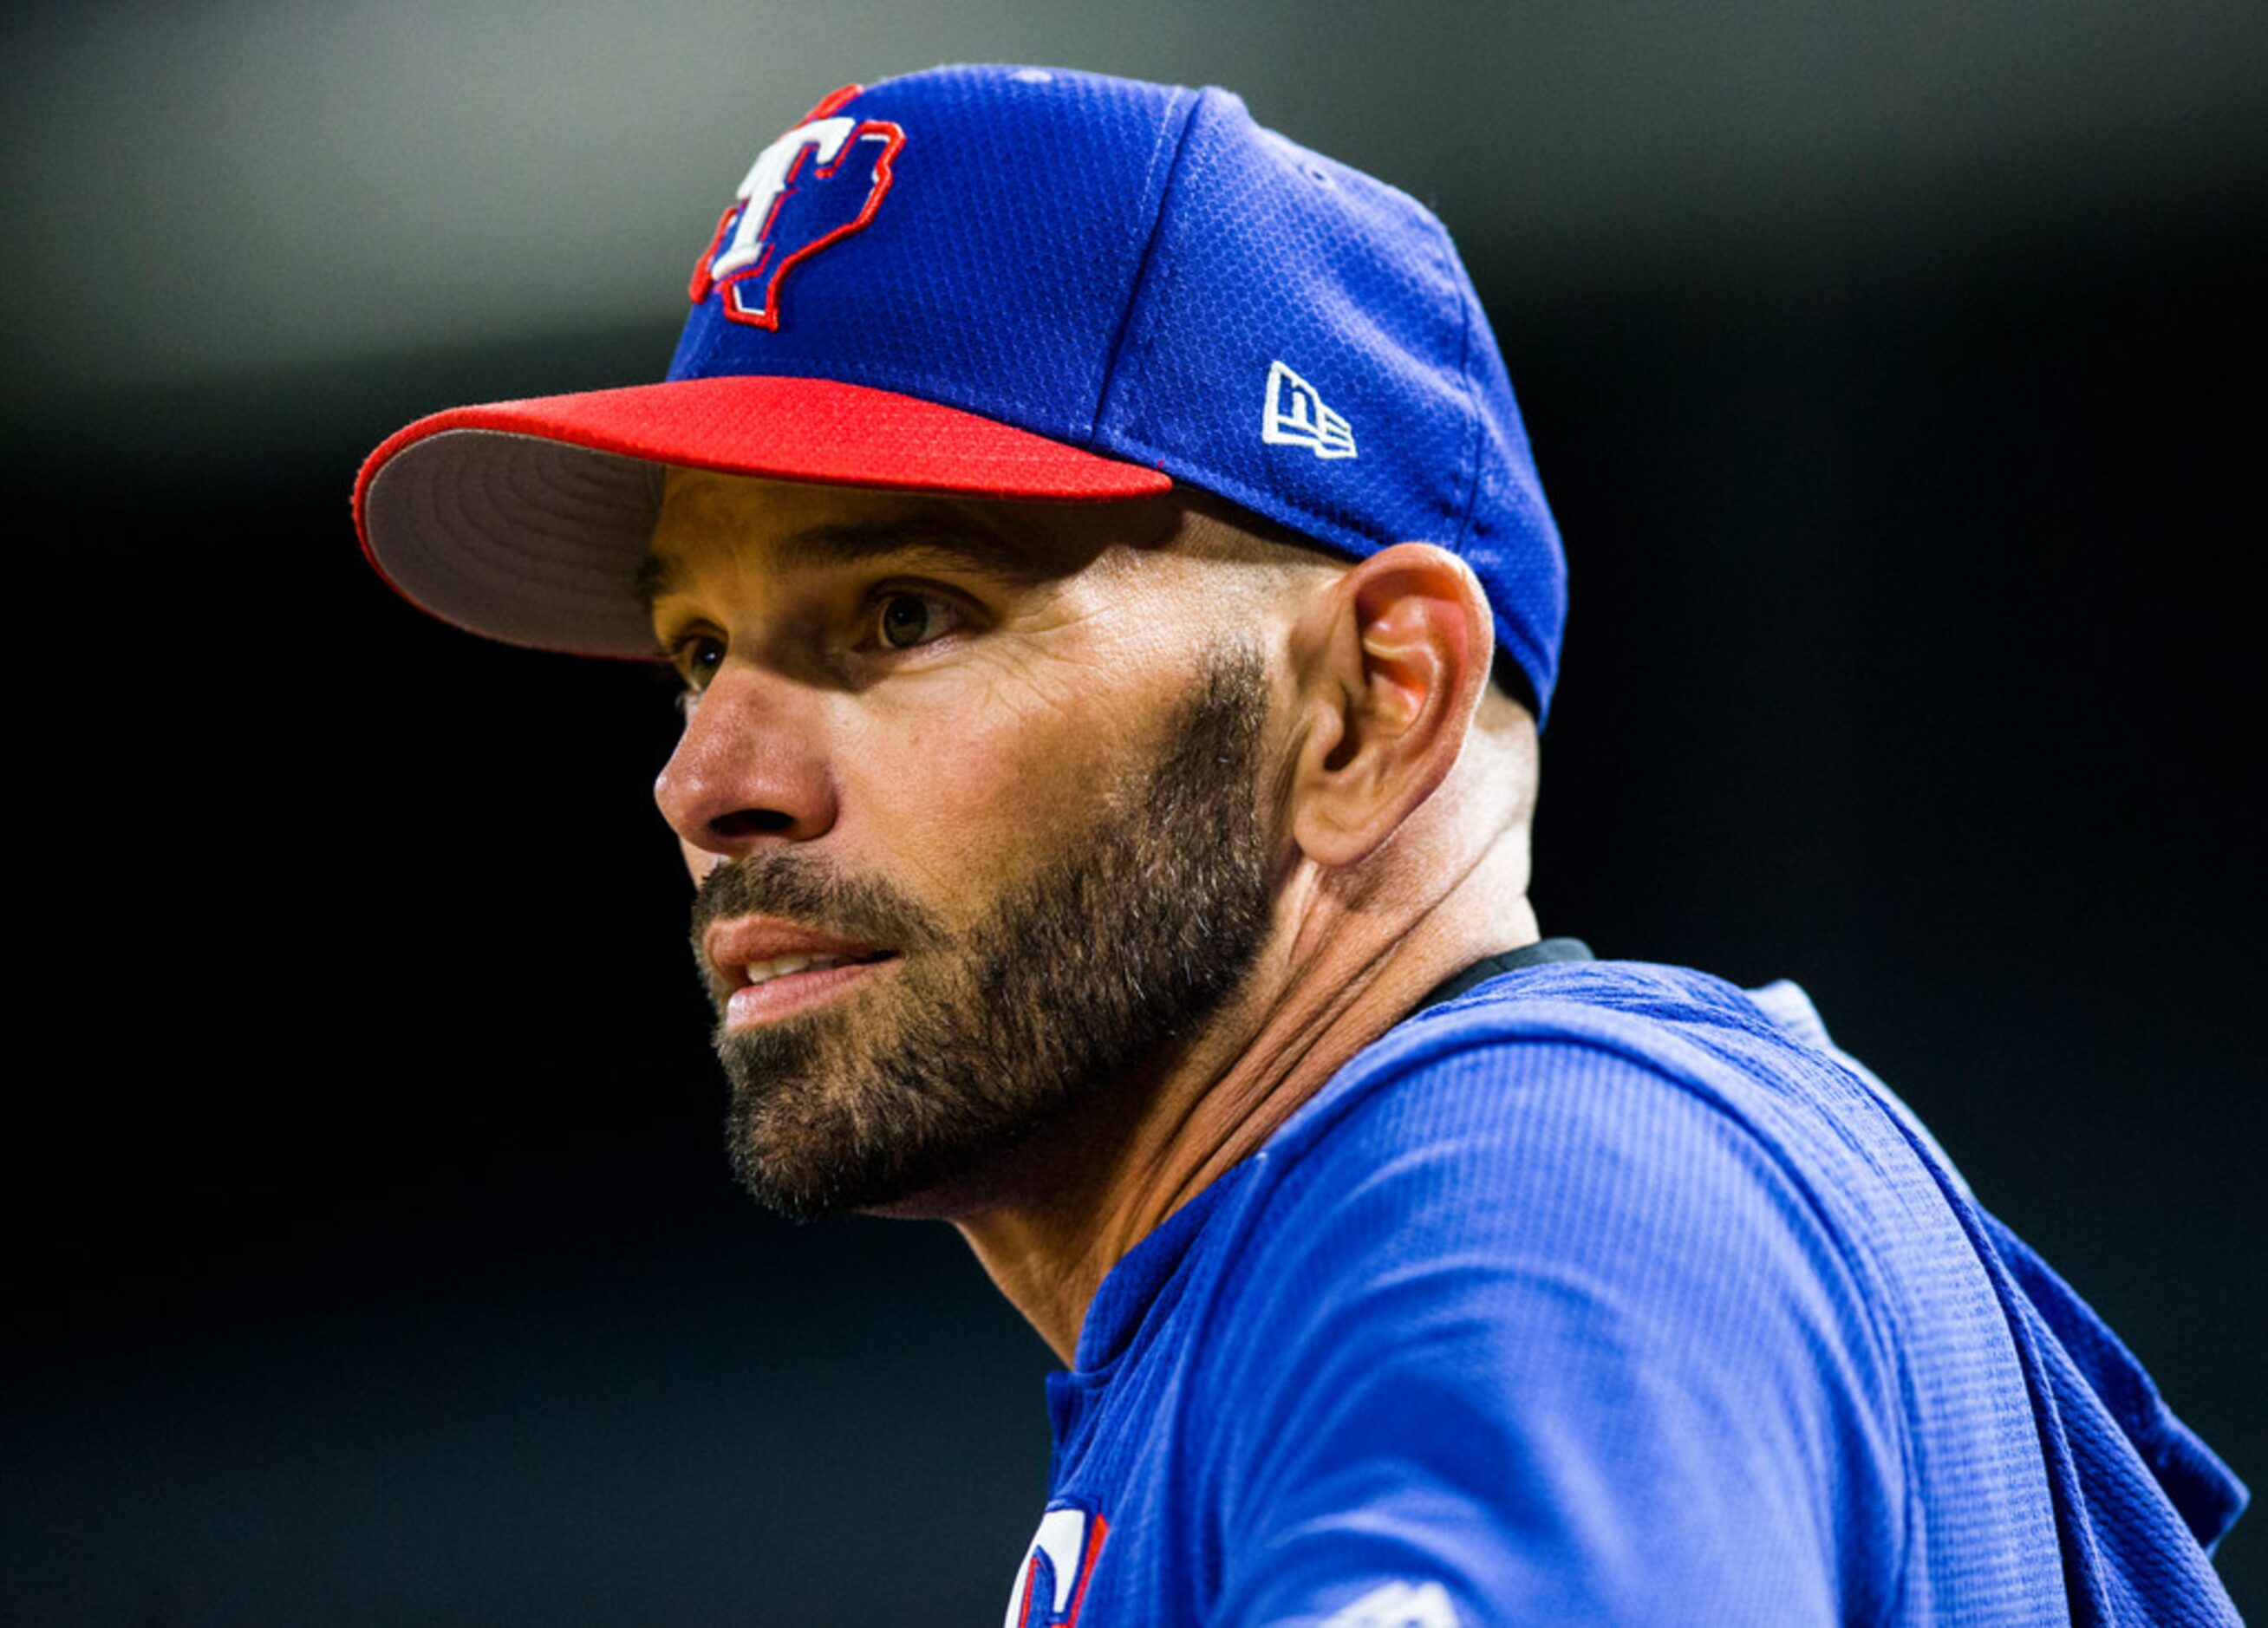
[1287,544,1492,869]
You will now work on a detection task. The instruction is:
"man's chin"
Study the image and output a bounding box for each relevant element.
[723,1085,1046,1222]
[715,1031,1054,1222]
[725,1045,1154,1224]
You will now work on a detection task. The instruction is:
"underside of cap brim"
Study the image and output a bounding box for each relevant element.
[355,375,1174,654]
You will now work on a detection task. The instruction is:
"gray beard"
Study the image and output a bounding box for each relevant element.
[689,648,1276,1220]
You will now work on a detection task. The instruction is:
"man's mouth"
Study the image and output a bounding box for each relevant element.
[702,916,900,1030]
[740,950,886,987]
[724,953,896,1029]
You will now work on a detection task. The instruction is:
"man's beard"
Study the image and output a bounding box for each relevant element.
[688,648,1276,1220]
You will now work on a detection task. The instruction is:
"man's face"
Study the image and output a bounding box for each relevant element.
[645,471,1289,1219]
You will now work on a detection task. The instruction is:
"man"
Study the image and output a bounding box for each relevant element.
[355,64,2245,1625]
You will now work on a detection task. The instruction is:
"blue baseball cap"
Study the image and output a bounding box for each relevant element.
[355,64,1567,717]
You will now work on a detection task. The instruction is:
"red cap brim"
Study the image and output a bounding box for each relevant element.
[355,374,1171,654]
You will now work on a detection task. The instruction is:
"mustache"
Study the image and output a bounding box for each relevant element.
[688,853,949,957]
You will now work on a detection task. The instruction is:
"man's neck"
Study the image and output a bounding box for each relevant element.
[949,843,1539,1364]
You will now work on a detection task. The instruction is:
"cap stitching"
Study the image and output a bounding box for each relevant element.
[1089,85,1205,447]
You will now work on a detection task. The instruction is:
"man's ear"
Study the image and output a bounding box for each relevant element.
[1286,542,1494,869]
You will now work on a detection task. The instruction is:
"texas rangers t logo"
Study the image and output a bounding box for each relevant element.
[688,84,906,329]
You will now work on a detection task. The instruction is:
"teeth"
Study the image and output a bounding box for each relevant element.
[743,953,854,987]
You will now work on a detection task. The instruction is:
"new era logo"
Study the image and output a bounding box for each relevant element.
[1262,361,1357,459]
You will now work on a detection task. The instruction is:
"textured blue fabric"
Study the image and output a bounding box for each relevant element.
[665,65,1567,718]
[1014,961,2246,1625]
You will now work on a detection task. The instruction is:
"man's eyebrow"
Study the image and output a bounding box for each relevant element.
[638,511,1046,612]
[634,551,680,613]
[767,516,1041,577]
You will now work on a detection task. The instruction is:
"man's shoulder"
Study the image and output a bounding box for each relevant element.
[1163,958,1932,1623]
[1179,954,1978,1458]
[1199,955,1930,1352]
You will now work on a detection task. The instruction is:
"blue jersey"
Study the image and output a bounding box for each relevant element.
[1002,951,2245,1625]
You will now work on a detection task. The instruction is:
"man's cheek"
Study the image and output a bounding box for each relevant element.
[877,690,1098,815]
[878,749,1080,900]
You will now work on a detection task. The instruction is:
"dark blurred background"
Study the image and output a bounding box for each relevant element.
[5,2,2262,1621]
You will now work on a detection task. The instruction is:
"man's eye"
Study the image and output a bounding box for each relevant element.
[872,591,962,651]
[672,633,727,688]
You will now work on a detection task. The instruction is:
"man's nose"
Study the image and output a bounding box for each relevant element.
[654,667,838,859]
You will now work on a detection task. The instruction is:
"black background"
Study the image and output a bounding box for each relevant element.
[5,4,2262,1621]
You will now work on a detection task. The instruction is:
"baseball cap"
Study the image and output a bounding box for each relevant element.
[355,64,1567,718]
